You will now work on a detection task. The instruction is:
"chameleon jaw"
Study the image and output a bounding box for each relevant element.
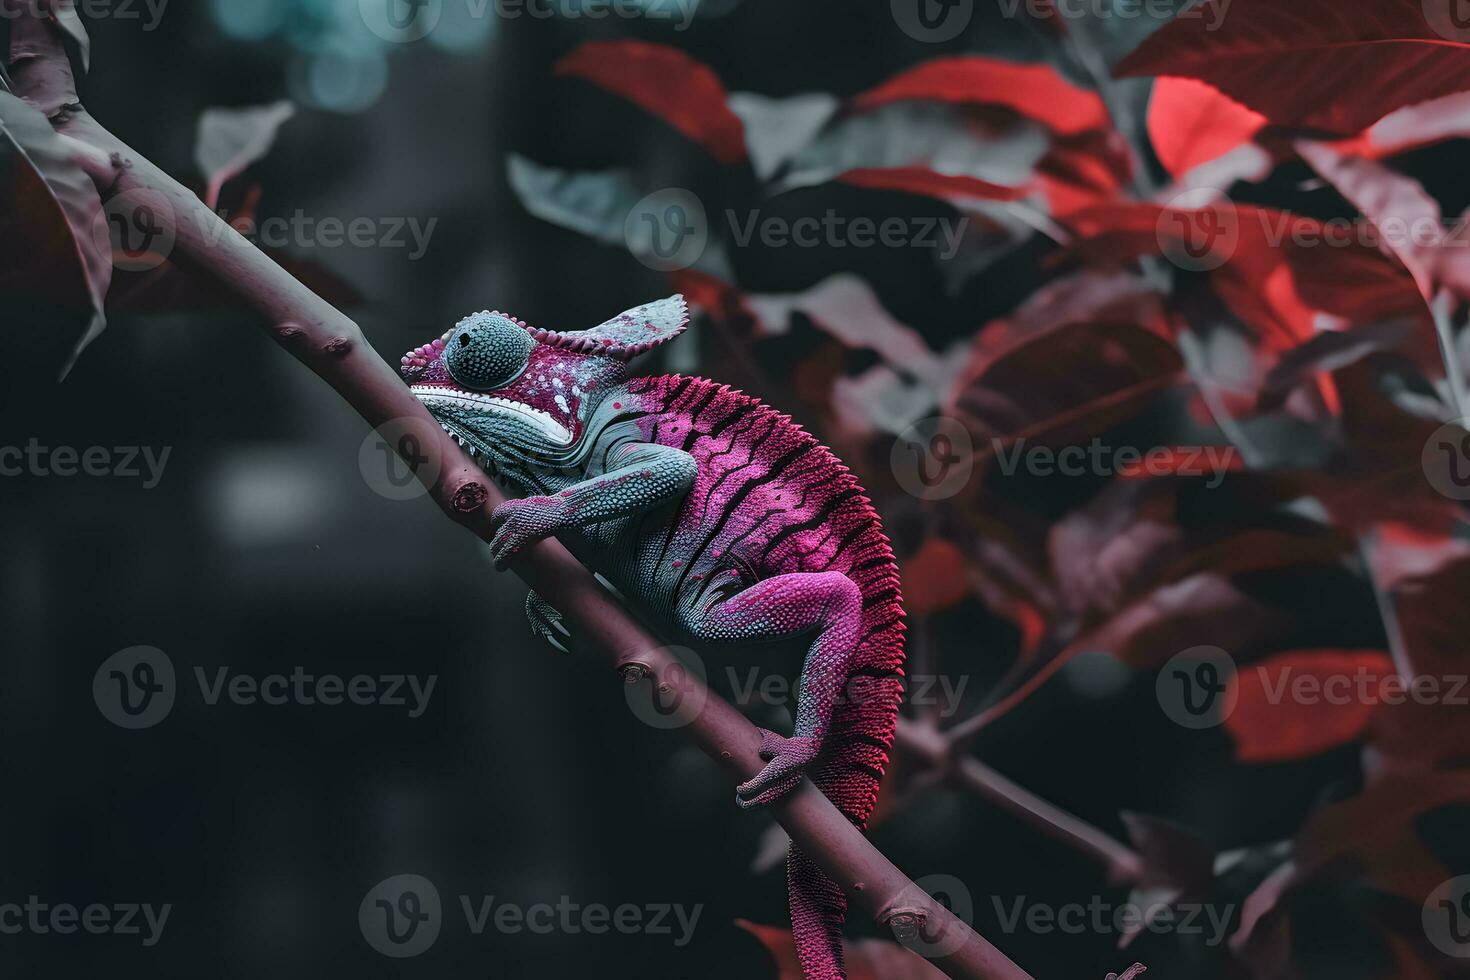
[410,385,575,446]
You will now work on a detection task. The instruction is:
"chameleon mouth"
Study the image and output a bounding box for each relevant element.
[410,385,575,446]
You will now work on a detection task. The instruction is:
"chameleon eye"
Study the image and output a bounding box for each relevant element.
[444,313,534,391]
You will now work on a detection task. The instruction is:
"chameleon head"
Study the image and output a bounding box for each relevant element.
[401,295,689,480]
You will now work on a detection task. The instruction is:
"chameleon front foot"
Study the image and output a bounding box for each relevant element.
[487,496,565,569]
[525,591,571,653]
[736,729,822,810]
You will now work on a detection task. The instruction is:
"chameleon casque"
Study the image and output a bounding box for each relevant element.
[401,296,905,980]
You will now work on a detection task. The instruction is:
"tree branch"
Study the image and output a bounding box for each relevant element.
[5,10,1032,979]
[897,720,1144,887]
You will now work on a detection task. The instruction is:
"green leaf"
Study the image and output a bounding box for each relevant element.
[506,153,642,246]
[50,0,91,74]
[195,100,295,210]
[776,103,1046,195]
[505,153,731,278]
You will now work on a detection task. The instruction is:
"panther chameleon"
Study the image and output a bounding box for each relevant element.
[401,295,906,980]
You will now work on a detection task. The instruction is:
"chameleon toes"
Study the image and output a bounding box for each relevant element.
[737,733,821,806]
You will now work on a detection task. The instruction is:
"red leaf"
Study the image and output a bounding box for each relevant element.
[667,267,752,327]
[853,57,1109,136]
[951,313,1182,450]
[1295,770,1470,896]
[1147,77,1267,180]
[738,920,803,978]
[1059,202,1202,264]
[1037,129,1134,216]
[1061,202,1422,350]
[835,166,1030,202]
[1234,773,1470,976]
[1225,649,1394,763]
[901,537,972,617]
[1117,0,1470,134]
[555,41,746,165]
[1368,555,1470,772]
[1212,211,1419,352]
[736,920,946,979]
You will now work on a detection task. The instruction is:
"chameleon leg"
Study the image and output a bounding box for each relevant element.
[683,570,863,980]
[525,591,570,653]
[680,570,863,808]
[486,442,697,568]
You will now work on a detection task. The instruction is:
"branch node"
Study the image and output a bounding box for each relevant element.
[878,906,930,943]
[451,481,488,513]
[275,322,305,340]
[46,99,82,123]
[321,336,352,356]
[618,661,652,684]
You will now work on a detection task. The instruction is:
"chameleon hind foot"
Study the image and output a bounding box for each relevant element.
[737,729,821,809]
[525,591,571,654]
[678,571,864,812]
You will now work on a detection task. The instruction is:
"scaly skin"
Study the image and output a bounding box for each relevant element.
[403,297,905,980]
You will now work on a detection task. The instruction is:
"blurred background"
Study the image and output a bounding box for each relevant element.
[4,0,1470,977]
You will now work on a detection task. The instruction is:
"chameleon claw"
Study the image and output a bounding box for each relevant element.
[526,592,571,653]
[735,772,803,810]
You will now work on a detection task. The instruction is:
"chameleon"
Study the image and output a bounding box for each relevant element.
[401,295,905,980]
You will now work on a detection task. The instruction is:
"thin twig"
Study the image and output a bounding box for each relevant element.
[1431,288,1469,420]
[1357,528,1415,683]
[897,720,1144,886]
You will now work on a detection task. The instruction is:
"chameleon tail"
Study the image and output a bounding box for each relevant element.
[788,844,847,980]
[792,616,906,978]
